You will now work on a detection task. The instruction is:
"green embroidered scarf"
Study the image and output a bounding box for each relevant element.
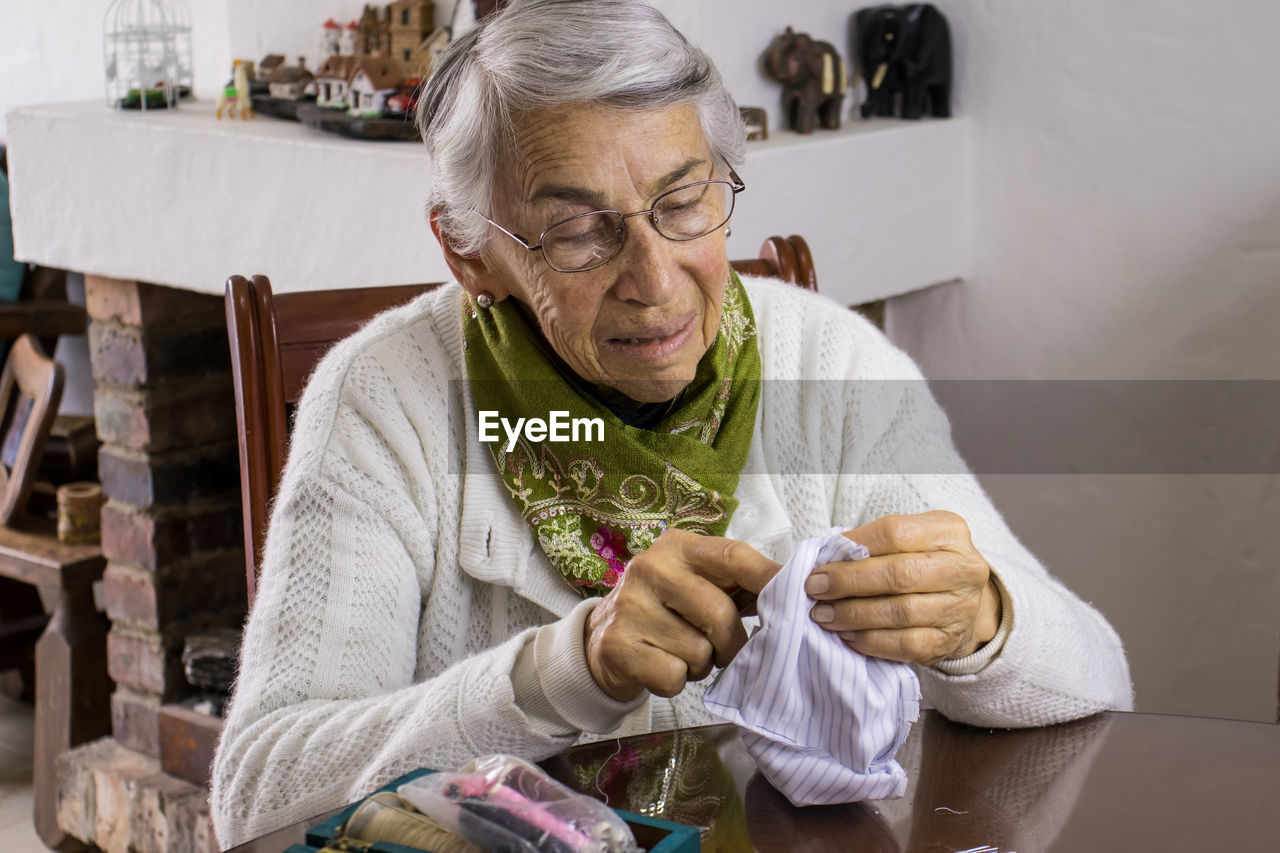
[462,271,761,596]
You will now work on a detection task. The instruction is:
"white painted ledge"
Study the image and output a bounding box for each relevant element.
[7,100,969,304]
[735,117,971,304]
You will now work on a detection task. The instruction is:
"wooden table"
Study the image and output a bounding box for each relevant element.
[227,709,1280,852]
[0,518,109,851]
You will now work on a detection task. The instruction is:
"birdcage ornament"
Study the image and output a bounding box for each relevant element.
[103,0,193,110]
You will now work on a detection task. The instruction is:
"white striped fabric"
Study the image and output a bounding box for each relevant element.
[703,528,921,806]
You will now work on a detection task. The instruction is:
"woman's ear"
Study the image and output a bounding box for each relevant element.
[429,211,511,301]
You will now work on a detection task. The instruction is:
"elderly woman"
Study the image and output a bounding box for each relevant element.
[211,0,1131,846]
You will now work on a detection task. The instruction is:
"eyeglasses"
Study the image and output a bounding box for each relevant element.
[478,169,745,273]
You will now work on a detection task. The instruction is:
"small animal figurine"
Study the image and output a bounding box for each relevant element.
[762,27,847,134]
[855,4,952,119]
[739,106,768,141]
[216,59,256,120]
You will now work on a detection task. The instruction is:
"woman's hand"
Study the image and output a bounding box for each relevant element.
[806,511,1002,665]
[584,529,780,702]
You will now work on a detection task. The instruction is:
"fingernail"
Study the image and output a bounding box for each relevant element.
[811,604,834,623]
[805,573,829,596]
[838,631,857,642]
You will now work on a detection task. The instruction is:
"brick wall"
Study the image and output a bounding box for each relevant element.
[57,738,218,853]
[84,276,246,756]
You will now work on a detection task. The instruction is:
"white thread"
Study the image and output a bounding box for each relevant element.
[592,739,624,806]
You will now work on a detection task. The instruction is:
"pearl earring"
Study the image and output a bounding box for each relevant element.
[725,226,732,238]
[476,293,494,309]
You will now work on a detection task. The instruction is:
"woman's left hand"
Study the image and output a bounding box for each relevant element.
[804,510,1002,665]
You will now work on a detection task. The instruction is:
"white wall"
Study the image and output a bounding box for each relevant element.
[0,0,232,141]
[889,0,1280,720]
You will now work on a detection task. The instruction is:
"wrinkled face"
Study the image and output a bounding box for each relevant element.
[477,103,731,404]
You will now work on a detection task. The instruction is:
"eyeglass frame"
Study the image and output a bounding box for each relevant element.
[476,167,746,273]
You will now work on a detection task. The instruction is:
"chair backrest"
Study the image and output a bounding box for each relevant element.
[226,235,818,607]
[0,334,65,525]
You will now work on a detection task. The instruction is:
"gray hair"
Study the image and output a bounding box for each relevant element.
[417,0,745,256]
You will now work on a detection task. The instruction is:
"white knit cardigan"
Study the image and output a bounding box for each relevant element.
[210,277,1132,848]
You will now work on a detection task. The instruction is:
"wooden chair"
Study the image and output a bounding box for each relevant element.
[0,334,66,524]
[0,335,108,850]
[0,333,68,699]
[226,235,818,607]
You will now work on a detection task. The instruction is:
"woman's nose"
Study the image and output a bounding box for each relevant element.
[612,216,679,305]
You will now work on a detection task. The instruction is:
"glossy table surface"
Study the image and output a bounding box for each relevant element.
[229,710,1280,852]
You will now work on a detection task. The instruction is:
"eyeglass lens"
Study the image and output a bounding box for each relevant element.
[540,181,735,272]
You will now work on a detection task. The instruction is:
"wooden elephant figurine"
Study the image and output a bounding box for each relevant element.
[762,27,848,134]
[855,4,952,120]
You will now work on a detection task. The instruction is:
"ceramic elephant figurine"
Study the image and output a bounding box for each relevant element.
[855,4,952,119]
[762,27,848,134]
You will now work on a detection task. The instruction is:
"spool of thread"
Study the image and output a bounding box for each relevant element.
[56,482,105,545]
[342,792,481,853]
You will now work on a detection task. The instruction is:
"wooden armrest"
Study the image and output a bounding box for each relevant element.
[0,517,104,591]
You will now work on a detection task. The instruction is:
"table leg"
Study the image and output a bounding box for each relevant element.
[34,585,110,851]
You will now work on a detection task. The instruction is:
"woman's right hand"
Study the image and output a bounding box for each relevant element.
[584,529,780,702]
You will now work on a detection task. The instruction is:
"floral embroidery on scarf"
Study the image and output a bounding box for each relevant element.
[719,282,756,361]
[464,272,760,598]
[589,525,631,587]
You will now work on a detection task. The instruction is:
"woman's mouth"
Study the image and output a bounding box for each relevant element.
[604,315,696,361]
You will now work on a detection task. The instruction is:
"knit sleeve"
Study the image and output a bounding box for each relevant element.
[210,319,581,848]
[210,471,587,848]
[830,322,1133,728]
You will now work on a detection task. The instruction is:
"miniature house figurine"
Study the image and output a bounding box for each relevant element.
[248,2,453,134]
[389,1,435,72]
[357,4,392,55]
[406,27,449,80]
[253,54,284,96]
[103,0,194,110]
[315,55,359,108]
[340,20,359,55]
[348,56,402,117]
[266,57,314,101]
[258,54,286,78]
[319,18,342,64]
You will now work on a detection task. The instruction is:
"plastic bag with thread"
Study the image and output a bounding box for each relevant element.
[397,754,641,853]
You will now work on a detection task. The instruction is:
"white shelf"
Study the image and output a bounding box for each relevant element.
[7,100,969,304]
[738,117,971,304]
